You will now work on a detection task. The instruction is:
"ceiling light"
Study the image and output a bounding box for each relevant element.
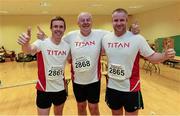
[89,4,103,7]
[129,5,143,9]
[40,1,48,7]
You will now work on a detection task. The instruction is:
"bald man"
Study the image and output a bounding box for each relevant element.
[64,12,109,115]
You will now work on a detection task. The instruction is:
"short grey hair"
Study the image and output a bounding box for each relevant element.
[77,12,92,22]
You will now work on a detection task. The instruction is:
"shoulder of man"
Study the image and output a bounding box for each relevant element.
[102,31,113,41]
[93,29,109,33]
[66,30,79,36]
[63,30,79,43]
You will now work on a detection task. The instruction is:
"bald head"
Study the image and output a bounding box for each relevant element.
[77,12,92,36]
[77,12,92,22]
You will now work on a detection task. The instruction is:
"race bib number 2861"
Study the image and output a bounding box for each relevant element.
[48,65,64,80]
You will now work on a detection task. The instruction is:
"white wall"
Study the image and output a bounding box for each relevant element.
[133,3,180,43]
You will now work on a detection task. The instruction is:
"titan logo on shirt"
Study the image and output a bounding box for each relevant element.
[47,49,67,56]
[74,41,95,47]
[108,42,130,48]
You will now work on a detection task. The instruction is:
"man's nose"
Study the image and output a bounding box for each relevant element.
[117,21,122,25]
[84,20,89,23]
[56,26,62,30]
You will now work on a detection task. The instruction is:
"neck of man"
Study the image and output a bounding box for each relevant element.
[51,36,61,45]
[115,29,126,37]
[80,30,91,37]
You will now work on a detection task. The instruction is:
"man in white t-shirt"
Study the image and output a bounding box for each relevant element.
[63,12,108,115]
[102,8,176,115]
[17,16,70,115]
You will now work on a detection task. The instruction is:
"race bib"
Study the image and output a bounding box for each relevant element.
[108,63,126,80]
[74,56,91,72]
[47,65,64,80]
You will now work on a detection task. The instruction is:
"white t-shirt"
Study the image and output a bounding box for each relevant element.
[33,38,70,92]
[64,29,109,84]
[102,31,154,92]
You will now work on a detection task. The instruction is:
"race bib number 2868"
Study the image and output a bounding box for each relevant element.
[74,56,91,72]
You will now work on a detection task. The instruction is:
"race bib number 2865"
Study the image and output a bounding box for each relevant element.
[108,64,126,80]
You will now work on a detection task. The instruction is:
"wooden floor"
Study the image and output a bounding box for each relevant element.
[0,60,180,115]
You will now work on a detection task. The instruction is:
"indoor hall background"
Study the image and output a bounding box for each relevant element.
[0,0,180,115]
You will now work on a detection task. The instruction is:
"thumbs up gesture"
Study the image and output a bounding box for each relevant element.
[164,48,176,60]
[17,27,31,45]
[37,26,47,40]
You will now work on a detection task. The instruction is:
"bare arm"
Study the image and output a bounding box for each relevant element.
[17,27,38,54]
[146,48,176,63]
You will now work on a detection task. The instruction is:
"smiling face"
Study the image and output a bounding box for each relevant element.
[77,12,92,36]
[51,20,65,43]
[112,9,128,37]
[130,23,140,34]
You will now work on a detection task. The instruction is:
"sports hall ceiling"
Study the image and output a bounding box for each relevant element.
[0,0,179,15]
